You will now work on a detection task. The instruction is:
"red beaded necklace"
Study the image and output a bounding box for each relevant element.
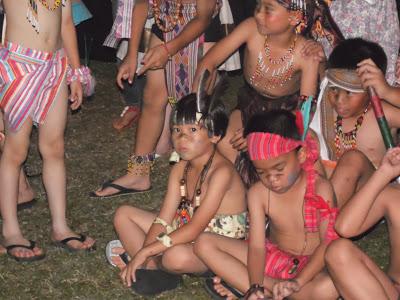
[334,105,369,158]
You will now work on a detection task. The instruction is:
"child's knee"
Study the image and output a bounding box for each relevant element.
[39,138,64,159]
[325,238,353,267]
[161,246,192,273]
[113,205,133,227]
[193,233,216,257]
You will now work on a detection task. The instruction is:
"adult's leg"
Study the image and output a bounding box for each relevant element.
[326,239,398,300]
[217,109,243,163]
[113,205,156,269]
[94,34,168,196]
[38,82,95,250]
[0,117,43,258]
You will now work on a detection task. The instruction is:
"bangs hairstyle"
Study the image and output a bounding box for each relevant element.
[244,110,301,140]
[170,93,229,139]
[328,38,387,73]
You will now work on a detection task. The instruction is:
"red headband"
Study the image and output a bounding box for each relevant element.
[247,132,302,161]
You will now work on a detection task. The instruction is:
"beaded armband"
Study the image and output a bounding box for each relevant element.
[67,65,93,85]
[167,96,178,107]
[153,217,174,234]
[244,284,264,299]
[156,232,173,248]
[127,153,156,176]
[299,95,317,104]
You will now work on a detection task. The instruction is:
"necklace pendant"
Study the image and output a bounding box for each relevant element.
[27,0,40,33]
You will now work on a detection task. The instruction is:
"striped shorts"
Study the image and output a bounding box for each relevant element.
[0,42,67,131]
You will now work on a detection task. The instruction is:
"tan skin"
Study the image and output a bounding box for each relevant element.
[93,0,217,196]
[192,0,321,162]
[325,148,400,300]
[0,0,95,259]
[327,59,400,168]
[194,149,339,300]
[111,123,246,286]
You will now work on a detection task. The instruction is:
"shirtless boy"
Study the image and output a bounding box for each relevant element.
[0,0,95,261]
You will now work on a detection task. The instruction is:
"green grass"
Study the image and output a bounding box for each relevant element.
[0,62,390,299]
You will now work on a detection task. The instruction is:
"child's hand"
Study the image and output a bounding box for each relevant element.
[116,56,138,89]
[378,147,400,180]
[69,81,83,110]
[246,290,265,300]
[301,40,326,63]
[230,128,247,152]
[119,249,148,287]
[137,44,170,76]
[272,279,300,300]
[357,59,391,99]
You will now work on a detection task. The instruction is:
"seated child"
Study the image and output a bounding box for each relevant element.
[310,38,400,170]
[193,0,340,164]
[0,0,95,261]
[194,110,339,300]
[325,148,400,299]
[106,85,247,296]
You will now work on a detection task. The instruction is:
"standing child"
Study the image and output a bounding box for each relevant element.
[0,0,95,262]
[106,84,247,296]
[194,110,339,300]
[310,38,400,171]
[193,0,340,164]
[325,148,400,299]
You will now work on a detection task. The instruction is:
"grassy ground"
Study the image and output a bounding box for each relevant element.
[0,62,390,299]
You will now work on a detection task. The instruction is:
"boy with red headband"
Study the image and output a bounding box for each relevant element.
[195,110,339,300]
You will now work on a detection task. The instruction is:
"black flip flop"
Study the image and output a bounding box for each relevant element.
[89,181,152,198]
[53,234,96,252]
[131,269,182,296]
[17,198,37,211]
[204,278,244,300]
[6,240,45,262]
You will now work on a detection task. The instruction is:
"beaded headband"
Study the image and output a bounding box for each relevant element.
[247,132,302,161]
[277,0,307,14]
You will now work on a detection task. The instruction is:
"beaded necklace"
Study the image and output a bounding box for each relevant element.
[152,0,184,33]
[249,35,297,92]
[334,105,369,158]
[176,149,216,227]
[27,0,63,33]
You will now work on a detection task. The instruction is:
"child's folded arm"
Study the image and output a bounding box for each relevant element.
[143,166,233,257]
[247,184,268,289]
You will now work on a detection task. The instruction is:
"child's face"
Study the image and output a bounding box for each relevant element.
[254,0,292,36]
[327,86,369,119]
[252,150,302,193]
[171,123,216,161]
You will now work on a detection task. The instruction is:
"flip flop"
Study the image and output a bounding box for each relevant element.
[53,234,96,252]
[204,278,244,300]
[131,269,183,296]
[105,239,130,267]
[17,198,37,211]
[6,240,46,262]
[89,181,152,198]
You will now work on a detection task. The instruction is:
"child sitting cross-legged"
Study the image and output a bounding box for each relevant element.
[194,110,339,300]
[105,76,247,296]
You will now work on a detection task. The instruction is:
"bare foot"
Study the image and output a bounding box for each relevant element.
[112,106,140,132]
[52,230,96,251]
[212,277,239,300]
[92,173,151,197]
[3,235,45,260]
[0,244,6,255]
[110,246,128,270]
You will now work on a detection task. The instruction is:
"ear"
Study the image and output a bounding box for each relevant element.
[289,11,303,26]
[210,135,222,144]
[297,146,307,164]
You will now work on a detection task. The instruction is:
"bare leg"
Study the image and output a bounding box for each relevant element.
[217,110,243,163]
[0,118,43,258]
[154,104,172,156]
[39,83,95,250]
[162,244,208,274]
[330,150,374,208]
[94,34,167,196]
[326,239,398,300]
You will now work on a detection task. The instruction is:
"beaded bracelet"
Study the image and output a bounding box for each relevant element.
[156,232,173,248]
[66,65,96,97]
[244,284,264,299]
[161,42,173,61]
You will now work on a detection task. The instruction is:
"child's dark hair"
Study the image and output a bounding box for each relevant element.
[237,110,301,187]
[170,93,228,139]
[328,38,387,73]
